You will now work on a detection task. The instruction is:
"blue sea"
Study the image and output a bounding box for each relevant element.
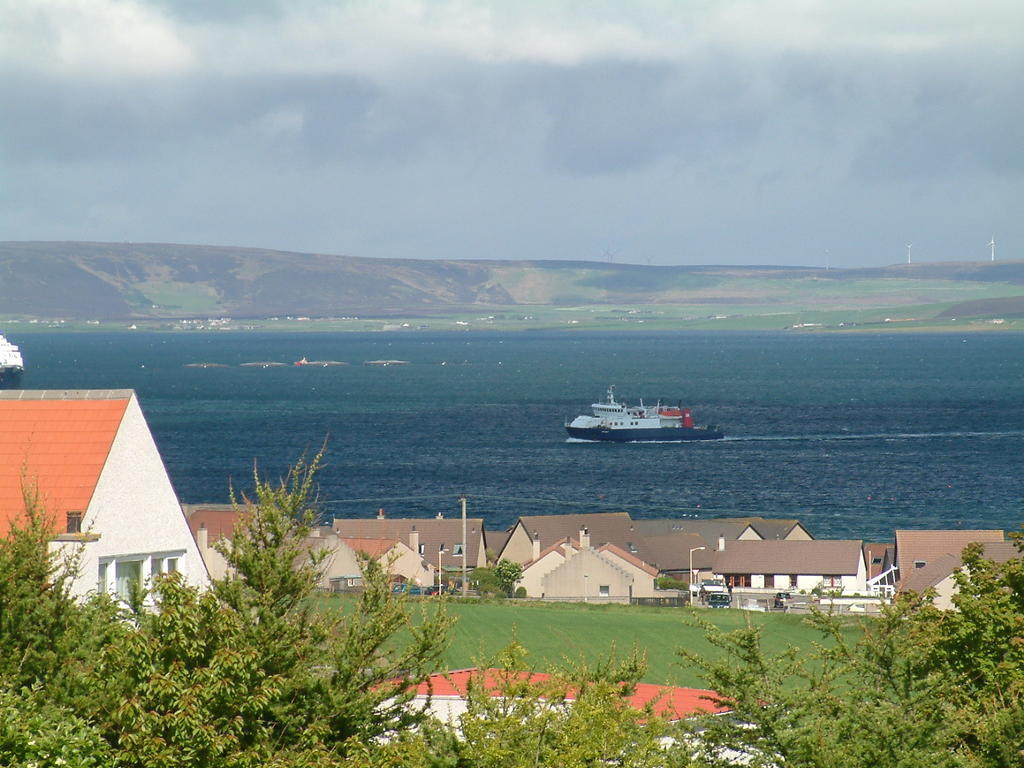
[15,330,1024,543]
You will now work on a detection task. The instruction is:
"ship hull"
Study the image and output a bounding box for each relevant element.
[0,367,23,389]
[566,425,723,442]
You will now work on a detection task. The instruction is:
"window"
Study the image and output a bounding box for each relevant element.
[453,543,464,556]
[66,511,82,534]
[418,543,425,555]
[599,585,610,597]
[823,574,842,587]
[871,556,883,565]
[627,542,637,553]
[789,574,798,588]
[151,557,164,578]
[439,543,446,552]
[97,562,108,593]
[166,558,178,573]
[914,560,926,569]
[115,560,143,600]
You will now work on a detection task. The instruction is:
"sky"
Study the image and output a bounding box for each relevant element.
[1,0,1021,268]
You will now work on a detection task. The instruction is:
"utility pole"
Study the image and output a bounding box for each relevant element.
[459,494,468,597]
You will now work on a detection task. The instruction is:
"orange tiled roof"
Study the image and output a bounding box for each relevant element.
[0,393,130,536]
[341,537,400,559]
[414,668,731,720]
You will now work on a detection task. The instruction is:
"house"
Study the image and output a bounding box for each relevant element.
[515,528,659,601]
[0,389,208,600]
[339,535,435,588]
[500,513,812,586]
[184,504,435,588]
[410,667,731,725]
[711,539,867,594]
[500,512,637,565]
[332,511,487,581]
[893,529,1004,588]
[897,540,1017,610]
[863,542,895,580]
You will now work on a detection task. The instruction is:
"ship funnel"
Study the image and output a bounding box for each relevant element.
[683,408,695,428]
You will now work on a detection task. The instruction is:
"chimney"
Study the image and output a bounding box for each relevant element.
[579,526,590,549]
[718,534,726,551]
[197,525,208,552]
[409,526,419,554]
[532,531,541,561]
[377,508,386,519]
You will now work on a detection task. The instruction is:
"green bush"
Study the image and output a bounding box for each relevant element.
[655,576,687,590]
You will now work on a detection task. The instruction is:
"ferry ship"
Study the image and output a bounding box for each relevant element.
[566,386,723,442]
[0,333,24,388]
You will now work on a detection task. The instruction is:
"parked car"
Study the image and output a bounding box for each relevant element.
[424,585,447,596]
[707,592,732,608]
[773,592,791,609]
[391,583,423,595]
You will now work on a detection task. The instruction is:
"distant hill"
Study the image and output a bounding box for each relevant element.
[1,241,1023,321]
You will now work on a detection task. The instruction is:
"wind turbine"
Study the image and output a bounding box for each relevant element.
[989,236,996,262]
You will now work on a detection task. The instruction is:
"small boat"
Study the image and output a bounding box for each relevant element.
[565,386,723,442]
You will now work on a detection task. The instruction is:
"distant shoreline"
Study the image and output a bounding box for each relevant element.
[2,316,1021,334]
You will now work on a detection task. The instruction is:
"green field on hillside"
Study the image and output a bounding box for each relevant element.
[314,595,863,687]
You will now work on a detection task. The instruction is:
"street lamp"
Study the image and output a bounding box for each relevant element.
[689,546,706,591]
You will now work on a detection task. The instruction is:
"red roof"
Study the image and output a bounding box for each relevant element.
[184,504,245,544]
[0,394,130,536]
[413,668,730,720]
[340,537,400,559]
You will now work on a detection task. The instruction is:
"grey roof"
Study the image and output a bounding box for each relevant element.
[713,540,864,576]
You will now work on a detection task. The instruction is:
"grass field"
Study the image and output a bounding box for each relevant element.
[315,595,864,687]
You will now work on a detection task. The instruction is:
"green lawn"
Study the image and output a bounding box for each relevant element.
[314,595,863,687]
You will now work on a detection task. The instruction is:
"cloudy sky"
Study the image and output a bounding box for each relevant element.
[1,0,1020,267]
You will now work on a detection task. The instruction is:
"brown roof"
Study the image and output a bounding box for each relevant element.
[184,504,243,544]
[597,543,659,577]
[636,531,710,572]
[514,512,636,553]
[331,516,485,570]
[0,390,131,536]
[895,529,1004,574]
[900,541,1020,594]
[486,529,511,558]
[632,516,807,544]
[523,537,572,568]
[863,542,894,579]
[713,540,864,576]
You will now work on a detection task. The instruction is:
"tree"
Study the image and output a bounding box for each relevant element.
[449,643,689,768]
[0,482,80,689]
[678,535,1024,768]
[77,450,452,766]
[493,560,524,597]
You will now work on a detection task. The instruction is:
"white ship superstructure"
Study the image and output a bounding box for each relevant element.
[565,386,722,442]
[0,333,25,388]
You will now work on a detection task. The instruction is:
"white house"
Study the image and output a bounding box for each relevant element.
[712,539,867,594]
[0,389,208,600]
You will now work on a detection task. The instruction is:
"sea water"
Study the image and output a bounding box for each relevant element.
[16,330,1024,542]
